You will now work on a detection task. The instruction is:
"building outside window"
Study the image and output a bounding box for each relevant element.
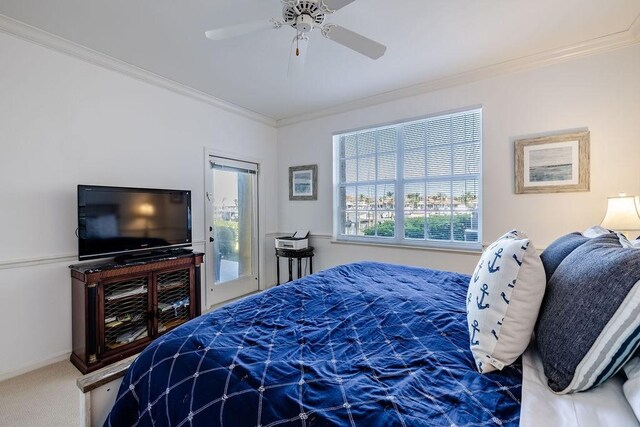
[333,107,482,250]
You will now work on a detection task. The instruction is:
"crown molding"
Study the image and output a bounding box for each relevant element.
[630,12,640,41]
[277,21,640,128]
[2,11,638,130]
[0,14,277,128]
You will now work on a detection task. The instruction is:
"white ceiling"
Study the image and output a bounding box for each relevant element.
[1,0,639,121]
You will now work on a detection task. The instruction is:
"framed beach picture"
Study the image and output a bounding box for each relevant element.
[515,131,590,194]
[289,164,318,200]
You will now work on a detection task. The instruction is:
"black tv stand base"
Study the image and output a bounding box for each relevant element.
[115,248,194,265]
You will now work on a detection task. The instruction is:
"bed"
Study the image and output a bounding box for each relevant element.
[105,262,522,426]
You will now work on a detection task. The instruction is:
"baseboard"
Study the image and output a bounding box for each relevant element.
[0,351,71,383]
[204,290,262,313]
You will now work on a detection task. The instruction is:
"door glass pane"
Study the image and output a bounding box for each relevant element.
[213,168,254,284]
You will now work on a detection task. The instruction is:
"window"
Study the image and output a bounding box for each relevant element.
[334,108,482,250]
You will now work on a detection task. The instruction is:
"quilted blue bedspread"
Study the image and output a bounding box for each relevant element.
[106,262,521,427]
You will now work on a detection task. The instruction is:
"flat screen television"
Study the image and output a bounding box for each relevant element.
[78,185,192,261]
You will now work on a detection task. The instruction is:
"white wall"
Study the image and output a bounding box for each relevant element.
[0,31,278,379]
[1,29,639,381]
[276,45,640,276]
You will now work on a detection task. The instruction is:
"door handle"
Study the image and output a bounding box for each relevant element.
[209,237,214,242]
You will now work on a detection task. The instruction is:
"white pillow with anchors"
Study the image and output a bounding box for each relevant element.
[467,230,546,373]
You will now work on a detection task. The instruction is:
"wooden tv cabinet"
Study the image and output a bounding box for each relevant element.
[69,252,203,374]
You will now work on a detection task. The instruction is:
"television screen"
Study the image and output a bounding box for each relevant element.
[78,185,192,260]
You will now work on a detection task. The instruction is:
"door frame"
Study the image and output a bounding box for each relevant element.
[203,148,264,310]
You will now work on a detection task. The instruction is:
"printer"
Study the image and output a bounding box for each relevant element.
[275,230,309,250]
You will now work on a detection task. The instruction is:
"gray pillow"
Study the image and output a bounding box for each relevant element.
[540,232,589,282]
[535,234,640,394]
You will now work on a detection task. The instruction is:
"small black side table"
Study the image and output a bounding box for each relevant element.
[275,246,314,285]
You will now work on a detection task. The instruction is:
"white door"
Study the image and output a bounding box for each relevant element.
[206,156,259,307]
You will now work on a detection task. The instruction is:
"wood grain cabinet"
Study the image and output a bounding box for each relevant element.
[69,253,203,374]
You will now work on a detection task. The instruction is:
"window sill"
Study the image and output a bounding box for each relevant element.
[330,238,483,255]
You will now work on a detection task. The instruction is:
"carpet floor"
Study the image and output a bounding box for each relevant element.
[0,360,81,426]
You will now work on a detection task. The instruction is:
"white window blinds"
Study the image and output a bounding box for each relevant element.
[334,108,482,249]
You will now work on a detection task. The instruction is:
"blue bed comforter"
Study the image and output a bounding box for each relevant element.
[106,262,521,427]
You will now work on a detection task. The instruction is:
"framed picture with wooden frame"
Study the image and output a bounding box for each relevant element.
[515,131,590,194]
[289,164,318,201]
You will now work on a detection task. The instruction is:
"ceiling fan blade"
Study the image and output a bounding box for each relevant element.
[205,20,279,41]
[322,24,386,60]
[321,0,356,12]
[288,35,309,79]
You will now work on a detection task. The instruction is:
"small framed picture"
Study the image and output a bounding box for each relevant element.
[515,131,590,194]
[289,165,317,201]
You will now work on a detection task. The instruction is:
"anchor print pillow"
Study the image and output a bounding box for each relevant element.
[467,230,546,373]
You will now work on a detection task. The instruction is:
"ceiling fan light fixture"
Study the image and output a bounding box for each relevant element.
[283,0,326,28]
[205,0,387,74]
[295,14,316,33]
[288,34,309,79]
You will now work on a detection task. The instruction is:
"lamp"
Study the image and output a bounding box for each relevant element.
[138,203,155,216]
[138,203,155,238]
[601,193,640,236]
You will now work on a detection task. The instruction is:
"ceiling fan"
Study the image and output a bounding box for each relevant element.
[205,0,387,74]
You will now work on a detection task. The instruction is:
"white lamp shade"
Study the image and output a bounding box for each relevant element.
[601,195,640,231]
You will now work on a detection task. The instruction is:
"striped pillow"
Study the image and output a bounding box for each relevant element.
[535,233,640,393]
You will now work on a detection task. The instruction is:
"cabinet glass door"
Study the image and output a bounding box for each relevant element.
[156,268,192,333]
[102,276,150,352]
[206,156,259,307]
